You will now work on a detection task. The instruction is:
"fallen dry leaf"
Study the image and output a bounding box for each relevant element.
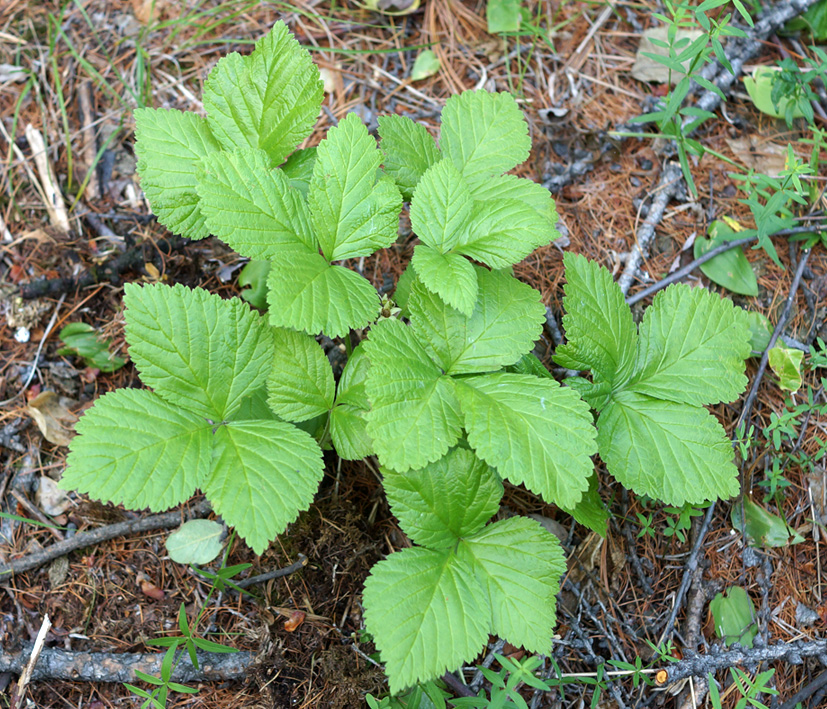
[27,391,77,446]
[726,136,790,177]
[36,475,71,516]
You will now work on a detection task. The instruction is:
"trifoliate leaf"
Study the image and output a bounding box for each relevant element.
[377,114,440,200]
[166,519,224,565]
[457,198,557,269]
[124,283,273,421]
[383,448,503,549]
[309,113,402,261]
[410,245,478,316]
[196,149,315,259]
[281,146,317,198]
[202,21,323,165]
[554,253,637,392]
[458,517,566,654]
[410,159,474,252]
[62,389,212,511]
[266,248,380,337]
[362,547,490,693]
[364,319,462,471]
[205,420,324,555]
[134,108,222,239]
[440,91,531,183]
[629,284,750,407]
[267,328,335,422]
[329,405,373,460]
[409,269,544,376]
[456,373,597,509]
[596,390,739,506]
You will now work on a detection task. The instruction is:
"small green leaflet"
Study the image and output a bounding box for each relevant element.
[133,108,222,239]
[123,283,273,421]
[267,328,335,422]
[382,448,503,549]
[166,519,224,565]
[202,21,324,165]
[63,284,325,555]
[363,548,490,694]
[694,220,758,296]
[439,91,531,184]
[365,448,565,691]
[555,255,750,506]
[309,113,402,261]
[329,344,373,460]
[57,322,125,372]
[377,114,441,200]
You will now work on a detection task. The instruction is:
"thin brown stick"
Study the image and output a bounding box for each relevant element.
[0,500,212,581]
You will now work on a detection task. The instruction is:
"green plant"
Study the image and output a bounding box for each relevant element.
[60,22,753,697]
[451,654,554,708]
[57,322,126,372]
[662,503,706,543]
[708,668,778,709]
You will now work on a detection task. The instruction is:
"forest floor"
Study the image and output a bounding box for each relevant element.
[1,0,826,707]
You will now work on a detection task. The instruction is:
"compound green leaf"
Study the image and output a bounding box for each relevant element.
[629,284,750,406]
[133,108,222,239]
[205,420,324,555]
[456,373,597,509]
[457,198,557,269]
[377,114,440,200]
[555,253,638,393]
[62,389,212,511]
[597,390,739,506]
[364,319,462,471]
[124,283,273,421]
[309,112,402,261]
[329,405,373,460]
[202,21,323,165]
[266,248,380,337]
[410,245,478,316]
[440,91,530,183]
[267,328,335,422]
[410,159,474,253]
[196,149,315,259]
[383,448,503,549]
[409,269,544,376]
[363,547,490,694]
[459,517,566,655]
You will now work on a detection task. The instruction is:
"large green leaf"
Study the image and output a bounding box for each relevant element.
[196,149,314,259]
[205,420,324,554]
[309,112,402,261]
[266,248,380,337]
[554,253,638,392]
[467,173,559,228]
[458,517,566,654]
[456,373,597,509]
[133,108,222,239]
[383,448,503,549]
[202,21,323,165]
[410,245,478,317]
[267,328,335,422]
[364,319,463,471]
[362,547,490,693]
[597,391,739,506]
[628,284,750,407]
[123,283,273,420]
[439,91,531,183]
[377,114,441,200]
[409,269,544,376]
[62,389,212,511]
[409,159,474,253]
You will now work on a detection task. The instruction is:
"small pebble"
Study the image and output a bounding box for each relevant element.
[14,327,29,343]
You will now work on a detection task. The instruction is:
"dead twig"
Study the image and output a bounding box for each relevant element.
[12,614,50,707]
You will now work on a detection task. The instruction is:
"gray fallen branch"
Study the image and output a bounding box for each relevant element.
[0,500,212,582]
[661,639,827,686]
[0,646,253,683]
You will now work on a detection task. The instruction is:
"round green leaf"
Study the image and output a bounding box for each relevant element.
[166,519,224,565]
[694,221,758,296]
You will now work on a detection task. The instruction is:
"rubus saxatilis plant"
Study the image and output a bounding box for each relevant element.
[61,21,752,694]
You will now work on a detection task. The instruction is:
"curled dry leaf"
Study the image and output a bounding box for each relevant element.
[284,610,306,632]
[139,577,165,601]
[36,475,72,516]
[27,391,77,447]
